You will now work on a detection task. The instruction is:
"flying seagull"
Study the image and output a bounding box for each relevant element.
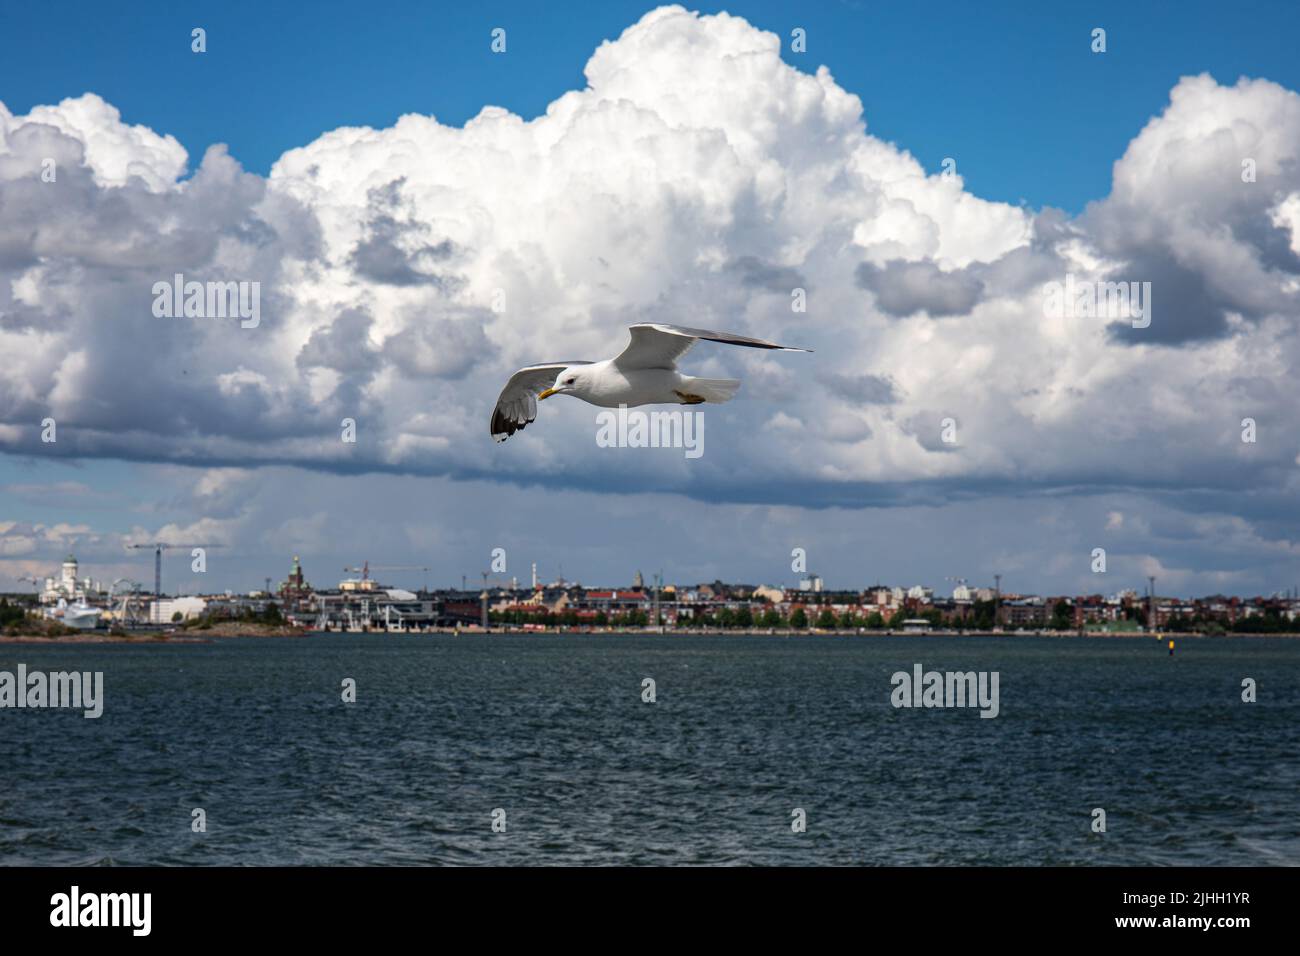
[491,323,811,442]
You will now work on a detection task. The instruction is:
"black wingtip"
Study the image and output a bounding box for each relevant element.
[491,407,530,443]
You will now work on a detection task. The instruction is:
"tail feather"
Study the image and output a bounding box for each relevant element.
[684,377,741,403]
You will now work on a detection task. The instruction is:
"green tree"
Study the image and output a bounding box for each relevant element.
[816,608,837,629]
[0,598,28,628]
[1051,601,1073,630]
[790,607,808,629]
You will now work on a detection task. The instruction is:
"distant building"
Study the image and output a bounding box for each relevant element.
[151,596,207,623]
[279,555,314,609]
[1001,600,1048,628]
[580,590,645,615]
[40,553,100,604]
[340,577,378,592]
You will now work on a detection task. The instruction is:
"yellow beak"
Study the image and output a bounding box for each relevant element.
[538,387,559,400]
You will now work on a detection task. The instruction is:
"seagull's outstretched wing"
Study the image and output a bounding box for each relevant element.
[491,362,593,442]
[613,323,811,370]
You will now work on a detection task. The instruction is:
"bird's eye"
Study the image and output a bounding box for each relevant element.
[566,378,575,385]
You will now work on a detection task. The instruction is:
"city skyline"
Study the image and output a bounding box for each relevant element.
[11,546,1300,604]
[5,3,1300,597]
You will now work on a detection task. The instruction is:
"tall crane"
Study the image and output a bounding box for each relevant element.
[478,569,518,592]
[127,542,223,599]
[344,563,431,591]
[379,566,431,592]
[343,561,373,583]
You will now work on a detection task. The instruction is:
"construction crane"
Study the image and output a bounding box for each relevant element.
[379,566,431,592]
[344,562,431,591]
[478,569,518,592]
[127,542,223,599]
[343,562,371,582]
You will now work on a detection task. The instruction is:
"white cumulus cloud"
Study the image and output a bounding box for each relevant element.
[1,5,1299,514]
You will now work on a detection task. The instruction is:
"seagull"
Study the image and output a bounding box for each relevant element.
[491,323,811,442]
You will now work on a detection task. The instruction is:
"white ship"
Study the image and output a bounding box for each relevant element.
[44,597,103,630]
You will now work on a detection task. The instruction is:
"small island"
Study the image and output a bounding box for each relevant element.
[168,602,305,638]
[0,596,298,643]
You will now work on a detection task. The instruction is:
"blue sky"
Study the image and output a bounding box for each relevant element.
[3,2,1300,598]
[3,0,1298,212]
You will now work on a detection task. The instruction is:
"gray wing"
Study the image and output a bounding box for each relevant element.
[491,362,592,442]
[612,323,811,370]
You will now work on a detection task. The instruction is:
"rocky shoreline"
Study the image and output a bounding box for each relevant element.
[0,621,304,643]
[0,631,206,644]
[179,622,306,638]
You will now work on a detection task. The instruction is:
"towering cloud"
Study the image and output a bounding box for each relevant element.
[2,5,1299,511]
